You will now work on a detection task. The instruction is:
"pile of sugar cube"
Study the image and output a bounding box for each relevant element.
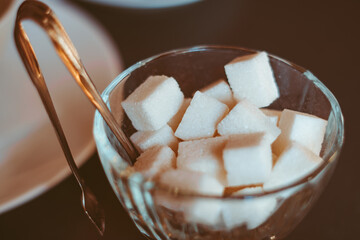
[121,51,328,229]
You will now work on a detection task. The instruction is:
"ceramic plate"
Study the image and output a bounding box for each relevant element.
[83,0,200,9]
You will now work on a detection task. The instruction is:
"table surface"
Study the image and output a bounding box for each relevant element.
[1,0,360,239]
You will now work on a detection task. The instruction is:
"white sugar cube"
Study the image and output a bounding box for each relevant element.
[200,79,235,108]
[217,99,281,143]
[134,145,176,179]
[273,109,328,156]
[224,52,279,107]
[157,170,224,225]
[167,98,191,131]
[159,169,224,196]
[121,75,184,131]
[264,142,323,190]
[130,124,179,153]
[155,192,223,226]
[261,108,281,126]
[223,133,272,186]
[185,199,223,226]
[175,91,229,141]
[177,136,228,184]
[222,195,277,230]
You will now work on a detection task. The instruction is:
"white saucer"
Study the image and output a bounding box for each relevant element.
[83,0,200,9]
[0,0,123,214]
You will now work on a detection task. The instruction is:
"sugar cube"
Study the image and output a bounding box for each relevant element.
[217,99,281,143]
[130,124,179,153]
[155,192,223,226]
[185,199,223,226]
[200,79,235,108]
[223,133,272,186]
[121,75,184,131]
[261,108,281,126]
[224,52,279,107]
[158,170,224,225]
[134,145,176,179]
[272,109,328,156]
[222,195,277,230]
[175,91,229,141]
[264,142,323,190]
[158,169,224,196]
[177,136,228,184]
[167,98,191,131]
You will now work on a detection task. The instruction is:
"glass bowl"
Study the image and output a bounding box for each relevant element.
[93,45,344,240]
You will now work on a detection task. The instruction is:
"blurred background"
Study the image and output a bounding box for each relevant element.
[0,0,359,239]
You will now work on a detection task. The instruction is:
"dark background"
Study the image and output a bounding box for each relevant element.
[1,0,359,239]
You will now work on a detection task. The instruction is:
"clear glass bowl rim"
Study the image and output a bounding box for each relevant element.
[94,45,345,198]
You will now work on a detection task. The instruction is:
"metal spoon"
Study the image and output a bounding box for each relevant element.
[14,0,138,235]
